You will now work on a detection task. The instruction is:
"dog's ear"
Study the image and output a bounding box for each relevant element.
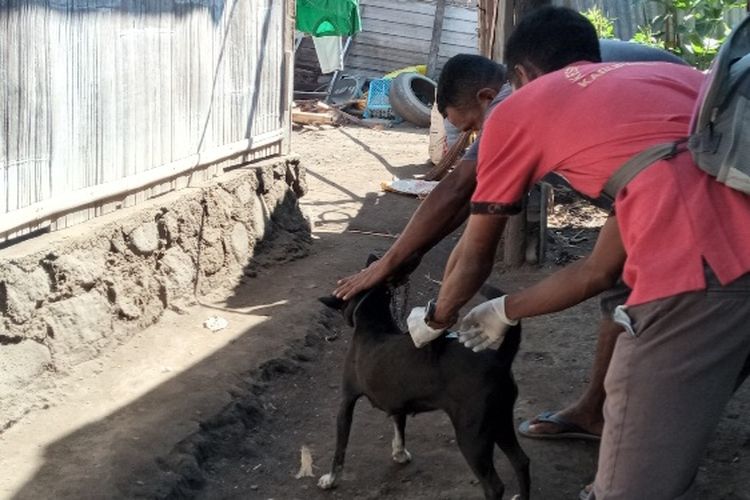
[319,295,345,310]
[365,253,379,267]
[480,283,505,300]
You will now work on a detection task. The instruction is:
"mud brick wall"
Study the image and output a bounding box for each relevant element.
[0,157,309,430]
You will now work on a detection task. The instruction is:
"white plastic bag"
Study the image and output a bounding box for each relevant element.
[428,96,447,165]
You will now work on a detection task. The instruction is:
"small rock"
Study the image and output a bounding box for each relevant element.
[128,222,160,255]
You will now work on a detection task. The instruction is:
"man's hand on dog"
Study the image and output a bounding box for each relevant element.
[458,295,519,352]
[334,260,388,300]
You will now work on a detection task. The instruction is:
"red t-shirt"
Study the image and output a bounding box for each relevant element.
[472,61,750,305]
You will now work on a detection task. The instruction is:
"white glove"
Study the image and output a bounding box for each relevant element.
[407,306,445,348]
[458,295,518,352]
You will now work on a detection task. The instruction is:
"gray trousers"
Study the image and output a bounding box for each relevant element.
[591,269,750,500]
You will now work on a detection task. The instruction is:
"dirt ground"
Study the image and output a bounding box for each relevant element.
[193,125,750,500]
[2,125,749,500]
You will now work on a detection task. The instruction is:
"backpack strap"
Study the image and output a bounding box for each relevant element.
[602,139,687,201]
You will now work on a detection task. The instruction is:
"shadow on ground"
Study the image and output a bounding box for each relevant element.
[12,128,750,500]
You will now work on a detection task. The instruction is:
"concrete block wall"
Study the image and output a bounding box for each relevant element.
[0,157,309,431]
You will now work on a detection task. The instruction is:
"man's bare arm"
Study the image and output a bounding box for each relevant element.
[334,158,477,299]
[431,214,507,326]
[505,215,626,319]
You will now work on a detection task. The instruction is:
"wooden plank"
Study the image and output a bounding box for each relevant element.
[292,111,335,125]
[361,2,477,31]
[348,42,474,67]
[437,44,478,58]
[352,32,433,52]
[346,51,477,77]
[445,4,480,22]
[362,0,436,16]
[442,17,480,35]
[361,5,435,27]
[360,17,436,39]
[347,52,429,71]
[350,39,428,57]
[348,0,479,80]
[357,19,477,47]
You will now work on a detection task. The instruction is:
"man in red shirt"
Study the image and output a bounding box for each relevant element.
[336,43,689,443]
[407,6,750,498]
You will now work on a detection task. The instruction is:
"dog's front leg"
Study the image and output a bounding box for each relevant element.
[391,413,412,464]
[318,393,359,490]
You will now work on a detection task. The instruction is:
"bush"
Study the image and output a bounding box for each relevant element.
[583,6,616,39]
[636,0,745,68]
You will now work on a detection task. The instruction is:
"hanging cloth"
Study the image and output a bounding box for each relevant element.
[296,0,361,37]
[312,36,344,73]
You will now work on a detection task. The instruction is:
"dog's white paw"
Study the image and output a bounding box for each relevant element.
[510,495,521,500]
[392,448,412,464]
[318,473,337,490]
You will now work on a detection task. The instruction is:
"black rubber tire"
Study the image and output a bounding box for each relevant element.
[389,73,436,127]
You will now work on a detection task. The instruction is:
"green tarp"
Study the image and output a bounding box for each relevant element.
[296,0,361,37]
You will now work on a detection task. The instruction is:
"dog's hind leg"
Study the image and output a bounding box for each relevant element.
[318,393,359,490]
[452,419,505,500]
[494,407,530,500]
[391,413,412,464]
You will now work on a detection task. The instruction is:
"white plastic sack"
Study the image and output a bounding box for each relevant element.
[312,36,343,74]
[382,178,439,198]
[428,98,447,165]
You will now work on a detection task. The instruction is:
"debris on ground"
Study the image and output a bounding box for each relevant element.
[292,109,335,126]
[292,99,388,130]
[203,316,228,332]
[346,228,399,239]
[294,445,315,479]
[381,178,439,198]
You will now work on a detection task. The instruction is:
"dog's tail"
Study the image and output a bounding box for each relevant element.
[494,323,522,367]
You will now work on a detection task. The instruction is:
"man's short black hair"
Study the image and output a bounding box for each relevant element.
[505,6,601,79]
[437,54,506,115]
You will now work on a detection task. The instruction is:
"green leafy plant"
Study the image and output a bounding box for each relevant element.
[635,0,745,68]
[631,24,667,49]
[583,6,617,39]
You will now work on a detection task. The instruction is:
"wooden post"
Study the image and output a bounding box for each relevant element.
[427,0,447,80]
[281,0,296,155]
[478,0,499,57]
[491,0,552,61]
[503,211,527,266]
[491,0,514,62]
[496,0,551,267]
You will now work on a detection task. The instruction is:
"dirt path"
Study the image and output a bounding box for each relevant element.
[195,126,750,500]
[2,126,748,500]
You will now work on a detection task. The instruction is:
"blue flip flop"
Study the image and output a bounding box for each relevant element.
[579,484,594,500]
[518,410,601,442]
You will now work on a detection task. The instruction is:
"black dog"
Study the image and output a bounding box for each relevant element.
[317,256,530,500]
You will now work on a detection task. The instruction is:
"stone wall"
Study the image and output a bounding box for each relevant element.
[0,156,309,430]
